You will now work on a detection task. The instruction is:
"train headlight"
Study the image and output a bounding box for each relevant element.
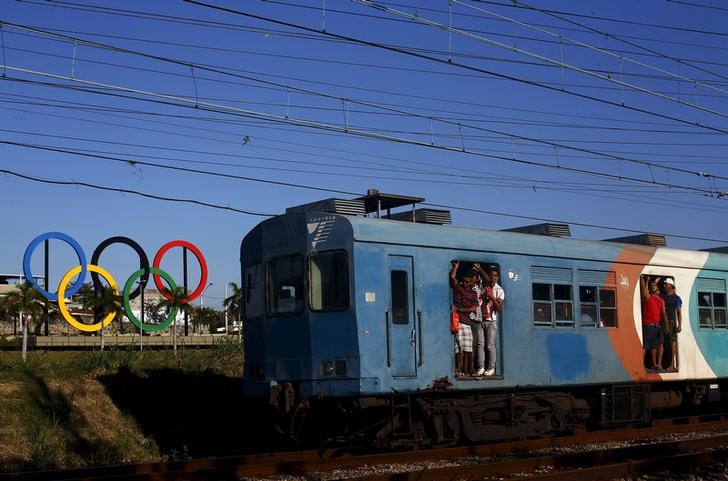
[335,360,347,376]
[321,361,334,376]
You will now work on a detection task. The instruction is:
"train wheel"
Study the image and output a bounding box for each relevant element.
[288,404,309,442]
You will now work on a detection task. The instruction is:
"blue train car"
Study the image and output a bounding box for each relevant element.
[241,192,727,445]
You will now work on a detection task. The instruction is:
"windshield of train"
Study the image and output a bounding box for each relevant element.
[309,250,349,311]
[267,255,305,315]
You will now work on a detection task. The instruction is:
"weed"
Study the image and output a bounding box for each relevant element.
[0,347,242,472]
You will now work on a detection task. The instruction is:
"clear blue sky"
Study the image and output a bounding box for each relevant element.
[2,0,728,309]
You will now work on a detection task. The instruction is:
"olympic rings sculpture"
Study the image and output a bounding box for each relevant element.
[23,232,208,333]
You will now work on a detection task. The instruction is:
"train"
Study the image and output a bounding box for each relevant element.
[241,191,727,446]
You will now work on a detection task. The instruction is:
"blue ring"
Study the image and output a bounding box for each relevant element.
[23,232,87,301]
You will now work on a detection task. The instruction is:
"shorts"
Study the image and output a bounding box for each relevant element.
[666,319,678,343]
[643,324,661,350]
[455,324,473,353]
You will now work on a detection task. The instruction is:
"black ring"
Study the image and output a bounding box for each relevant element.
[91,236,150,301]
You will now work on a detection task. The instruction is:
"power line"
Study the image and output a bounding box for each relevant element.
[4,91,725,188]
[469,0,728,38]
[508,0,728,84]
[4,65,726,198]
[22,0,728,51]
[3,158,726,243]
[14,25,722,112]
[357,0,728,119]
[0,167,274,216]
[10,130,721,199]
[0,140,374,196]
[665,0,728,12]
[4,1,728,242]
[4,74,724,192]
[181,1,728,142]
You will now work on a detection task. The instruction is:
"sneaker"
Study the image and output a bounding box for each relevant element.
[484,368,495,376]
[475,368,485,376]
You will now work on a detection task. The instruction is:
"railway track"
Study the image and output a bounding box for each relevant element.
[2,416,728,481]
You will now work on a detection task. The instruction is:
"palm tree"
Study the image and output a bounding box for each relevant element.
[40,302,61,336]
[155,285,193,353]
[0,295,10,335]
[192,306,217,334]
[4,282,45,361]
[223,282,242,335]
[76,283,124,351]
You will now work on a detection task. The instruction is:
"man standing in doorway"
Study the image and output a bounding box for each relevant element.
[481,265,504,376]
[641,275,668,372]
[662,278,682,372]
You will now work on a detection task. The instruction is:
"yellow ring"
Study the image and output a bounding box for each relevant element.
[58,264,120,332]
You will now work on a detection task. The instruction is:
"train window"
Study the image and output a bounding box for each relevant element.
[579,286,617,328]
[267,255,304,316]
[698,292,727,328]
[532,283,574,327]
[244,262,264,319]
[391,270,410,325]
[531,266,574,328]
[309,251,349,312]
[554,285,573,327]
[577,270,617,329]
[696,278,727,329]
[599,289,617,327]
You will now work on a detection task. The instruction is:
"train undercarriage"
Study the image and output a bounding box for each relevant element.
[268,380,725,447]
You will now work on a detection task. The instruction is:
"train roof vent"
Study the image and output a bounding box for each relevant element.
[603,233,667,247]
[286,198,366,216]
[388,208,452,225]
[502,223,571,237]
[356,190,425,216]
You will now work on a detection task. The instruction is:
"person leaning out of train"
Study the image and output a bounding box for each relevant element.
[661,278,682,372]
[640,275,668,372]
[450,261,480,378]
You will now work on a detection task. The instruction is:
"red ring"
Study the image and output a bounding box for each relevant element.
[153,240,208,303]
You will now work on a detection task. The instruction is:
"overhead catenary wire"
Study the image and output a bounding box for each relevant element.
[5,1,728,246]
[461,0,728,87]
[180,1,728,144]
[467,0,728,38]
[665,0,728,12]
[7,33,728,131]
[507,0,728,83]
[2,64,726,199]
[3,163,726,244]
[354,0,728,119]
[4,90,726,189]
[3,86,722,138]
[20,0,728,52]
[2,93,726,195]
[4,21,726,186]
[4,74,724,185]
[0,167,275,216]
[19,0,728,79]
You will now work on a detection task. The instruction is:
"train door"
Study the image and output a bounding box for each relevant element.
[386,255,417,378]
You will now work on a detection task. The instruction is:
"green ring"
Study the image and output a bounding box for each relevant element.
[123,267,178,332]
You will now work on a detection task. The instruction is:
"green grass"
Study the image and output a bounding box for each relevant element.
[0,339,244,472]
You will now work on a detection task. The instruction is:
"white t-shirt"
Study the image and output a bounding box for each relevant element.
[484,282,505,321]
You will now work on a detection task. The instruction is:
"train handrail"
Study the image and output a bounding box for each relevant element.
[417,309,423,367]
[385,308,391,367]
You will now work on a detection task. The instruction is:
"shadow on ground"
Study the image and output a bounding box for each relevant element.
[98,367,276,459]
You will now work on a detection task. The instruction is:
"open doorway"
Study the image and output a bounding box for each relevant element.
[449,261,504,379]
[640,275,681,372]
